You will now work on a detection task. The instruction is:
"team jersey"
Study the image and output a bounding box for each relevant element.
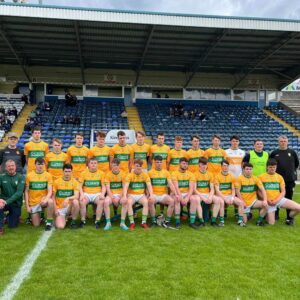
[225,148,245,177]
[125,172,150,195]
[24,140,49,173]
[259,172,285,203]
[105,170,126,195]
[45,151,68,181]
[149,144,170,169]
[194,171,214,194]
[79,169,105,194]
[110,144,132,173]
[168,149,187,172]
[236,175,263,206]
[53,177,80,209]
[171,170,195,193]
[89,145,110,172]
[131,143,150,170]
[186,148,204,173]
[214,172,235,196]
[204,148,227,174]
[66,145,89,178]
[26,171,53,206]
[148,168,171,195]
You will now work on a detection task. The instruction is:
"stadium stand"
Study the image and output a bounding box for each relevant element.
[268,105,300,132]
[280,92,300,114]
[17,100,128,151]
[137,103,300,153]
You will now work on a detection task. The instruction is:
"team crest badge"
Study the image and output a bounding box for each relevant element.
[288,153,291,157]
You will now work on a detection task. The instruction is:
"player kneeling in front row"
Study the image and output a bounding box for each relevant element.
[190,157,221,228]
[214,160,245,226]
[148,155,176,228]
[123,159,154,230]
[54,164,80,229]
[171,157,195,229]
[79,158,106,229]
[235,163,268,226]
[259,159,300,226]
[25,158,54,231]
[104,158,129,231]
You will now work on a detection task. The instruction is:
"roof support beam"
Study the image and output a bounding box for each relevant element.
[0,25,31,82]
[74,21,85,84]
[231,32,300,89]
[135,25,155,86]
[261,66,292,80]
[183,29,229,88]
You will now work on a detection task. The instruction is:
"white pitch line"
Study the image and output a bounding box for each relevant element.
[0,230,54,300]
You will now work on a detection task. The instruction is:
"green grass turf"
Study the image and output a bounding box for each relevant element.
[2,186,300,300]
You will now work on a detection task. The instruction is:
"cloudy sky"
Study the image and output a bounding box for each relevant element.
[29,0,300,19]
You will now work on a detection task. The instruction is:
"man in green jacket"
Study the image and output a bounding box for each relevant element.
[0,159,25,235]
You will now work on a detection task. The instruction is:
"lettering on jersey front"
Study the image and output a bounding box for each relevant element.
[48,161,64,169]
[220,183,232,191]
[28,150,45,158]
[115,154,130,161]
[263,182,280,191]
[241,185,257,193]
[134,152,147,160]
[178,180,189,188]
[197,180,209,188]
[170,158,180,165]
[110,182,122,189]
[95,155,109,162]
[71,156,87,164]
[129,182,145,190]
[29,181,47,190]
[151,178,167,186]
[189,158,199,165]
[153,152,168,160]
[83,180,101,187]
[208,156,224,164]
[56,190,74,198]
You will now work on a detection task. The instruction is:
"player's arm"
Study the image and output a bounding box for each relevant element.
[187,180,194,200]
[24,185,31,213]
[79,182,85,201]
[235,183,243,202]
[214,182,225,200]
[105,182,114,199]
[257,184,267,206]
[146,181,155,201]
[121,182,130,202]
[166,152,172,170]
[208,182,215,201]
[109,148,114,169]
[167,179,177,196]
[100,178,106,198]
[66,190,79,202]
[44,182,53,203]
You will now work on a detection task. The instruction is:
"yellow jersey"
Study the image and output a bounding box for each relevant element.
[45,151,68,181]
[186,148,204,173]
[149,144,170,169]
[167,149,187,173]
[194,171,214,194]
[259,172,285,203]
[126,172,150,195]
[53,177,80,209]
[24,140,49,173]
[66,145,89,178]
[171,170,195,193]
[79,169,105,194]
[148,168,171,195]
[131,143,150,170]
[214,172,235,196]
[236,175,263,206]
[26,171,53,206]
[89,145,110,172]
[110,144,132,173]
[203,148,227,174]
[105,170,126,195]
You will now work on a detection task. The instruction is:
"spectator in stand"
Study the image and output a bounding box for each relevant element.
[43,102,52,111]
[2,117,12,131]
[121,110,128,118]
[156,92,161,98]
[22,94,29,104]
[199,111,206,121]
[74,115,81,125]
[0,106,5,114]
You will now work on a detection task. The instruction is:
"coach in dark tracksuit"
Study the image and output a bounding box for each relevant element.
[270,135,299,224]
[0,159,25,235]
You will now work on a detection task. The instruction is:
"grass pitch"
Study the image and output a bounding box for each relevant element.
[1,186,300,300]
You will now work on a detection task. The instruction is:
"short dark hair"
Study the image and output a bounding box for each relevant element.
[267,158,277,166]
[254,139,263,144]
[179,157,188,163]
[199,157,208,165]
[134,159,143,166]
[212,134,221,141]
[230,135,240,141]
[63,163,73,170]
[136,131,145,137]
[154,155,163,161]
[88,157,98,164]
[75,132,84,138]
[35,158,45,165]
[32,126,42,134]
[221,159,229,166]
[157,132,164,137]
[111,158,120,165]
[96,131,106,138]
[243,162,253,169]
[191,135,200,141]
[117,130,126,137]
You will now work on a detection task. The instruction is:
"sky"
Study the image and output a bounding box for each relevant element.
[26,0,300,19]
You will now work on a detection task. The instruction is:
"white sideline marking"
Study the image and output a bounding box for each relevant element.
[0,230,53,300]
